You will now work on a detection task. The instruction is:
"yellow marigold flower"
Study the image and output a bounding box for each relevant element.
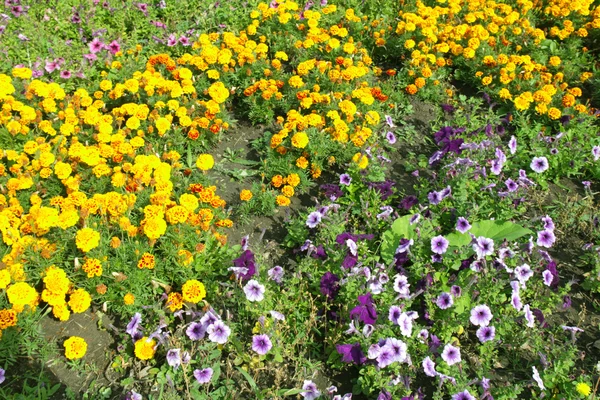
[276,195,291,206]
[0,309,18,330]
[64,336,87,360]
[286,173,300,187]
[137,253,155,269]
[281,185,295,197]
[271,175,284,188]
[353,152,369,169]
[576,382,591,396]
[208,82,229,103]
[296,156,309,169]
[143,217,167,240]
[547,107,561,120]
[134,337,156,360]
[240,189,253,201]
[182,280,206,303]
[7,282,37,306]
[124,293,135,305]
[68,289,91,313]
[0,270,10,289]
[167,292,183,312]
[196,154,215,171]
[82,258,102,278]
[76,228,100,253]
[52,303,71,321]
[549,56,561,67]
[155,117,171,135]
[291,132,309,148]
[54,162,72,180]
[166,205,189,224]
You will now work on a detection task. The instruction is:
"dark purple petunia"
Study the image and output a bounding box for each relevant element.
[441,104,455,113]
[532,309,548,328]
[320,184,343,200]
[399,195,418,210]
[342,253,358,269]
[377,390,392,400]
[544,261,559,288]
[444,138,464,155]
[320,272,340,299]
[232,250,257,281]
[350,293,377,325]
[311,245,327,260]
[563,295,571,309]
[368,180,395,200]
[336,342,367,365]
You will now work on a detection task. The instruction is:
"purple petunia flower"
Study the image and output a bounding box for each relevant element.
[350,293,377,325]
[0,368,5,384]
[243,280,265,302]
[508,136,517,154]
[194,368,213,384]
[388,305,402,325]
[422,356,437,377]
[126,312,142,337]
[436,292,453,309]
[473,236,494,259]
[207,321,231,344]
[166,348,181,369]
[306,211,322,228]
[252,334,273,355]
[542,270,554,287]
[537,230,555,248]
[88,37,105,54]
[441,344,461,365]
[386,131,397,144]
[505,178,518,192]
[456,217,471,233]
[393,275,410,298]
[339,173,352,186]
[60,70,72,79]
[451,285,462,297]
[592,146,600,161]
[470,305,493,326]
[268,266,284,283]
[476,326,496,343]
[301,380,321,400]
[452,390,476,400]
[232,250,256,281]
[428,191,442,205]
[399,195,418,210]
[398,313,413,337]
[431,236,449,255]
[523,304,535,328]
[336,342,366,365]
[107,40,121,54]
[320,272,340,299]
[385,115,394,127]
[186,322,206,341]
[490,159,503,175]
[530,156,549,173]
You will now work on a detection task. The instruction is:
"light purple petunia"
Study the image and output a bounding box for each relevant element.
[542,270,553,286]
[0,368,4,384]
[301,380,321,400]
[306,211,322,228]
[441,344,461,365]
[532,366,545,390]
[194,368,213,384]
[473,236,494,259]
[508,136,517,154]
[166,348,181,369]
[537,230,555,248]
[436,292,453,310]
[398,313,413,337]
[515,264,533,285]
[490,159,503,175]
[386,338,408,363]
[268,266,284,283]
[428,190,442,205]
[530,156,549,173]
[339,173,352,186]
[388,305,402,325]
[456,217,471,233]
[243,279,265,302]
[422,356,437,377]
[592,146,600,161]
[252,334,273,355]
[207,320,231,344]
[186,322,206,341]
[126,313,142,337]
[386,131,397,144]
[542,215,554,231]
[505,178,518,192]
[385,115,394,127]
[451,285,462,298]
[523,304,535,328]
[452,390,476,400]
[431,235,449,255]
[376,345,395,368]
[393,275,410,298]
[60,70,72,79]
[470,305,493,326]
[476,326,496,343]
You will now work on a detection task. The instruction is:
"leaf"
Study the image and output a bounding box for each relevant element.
[236,367,263,399]
[446,220,532,248]
[273,349,283,363]
[278,388,304,396]
[381,215,417,263]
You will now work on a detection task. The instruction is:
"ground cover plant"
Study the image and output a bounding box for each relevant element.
[0,0,599,399]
